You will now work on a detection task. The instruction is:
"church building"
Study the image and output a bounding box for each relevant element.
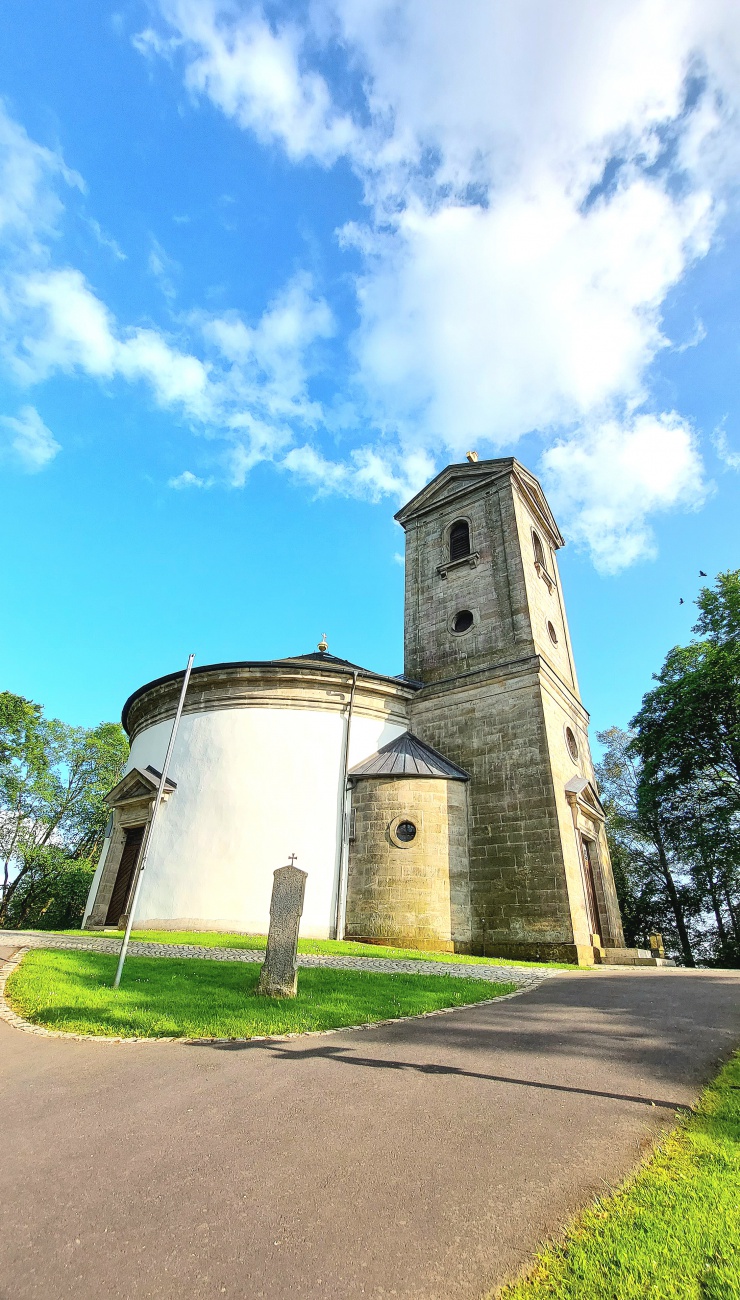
[83,456,627,965]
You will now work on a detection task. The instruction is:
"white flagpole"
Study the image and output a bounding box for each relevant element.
[112,653,194,990]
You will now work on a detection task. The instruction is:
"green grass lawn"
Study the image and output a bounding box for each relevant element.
[5,948,515,1038]
[21,928,574,969]
[498,1051,740,1300]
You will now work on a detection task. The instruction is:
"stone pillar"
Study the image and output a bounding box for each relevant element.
[256,862,308,998]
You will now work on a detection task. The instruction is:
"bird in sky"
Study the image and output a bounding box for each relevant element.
[680,598,685,604]
[700,570,707,576]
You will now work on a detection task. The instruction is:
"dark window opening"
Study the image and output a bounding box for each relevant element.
[565,726,579,762]
[532,531,546,569]
[452,609,474,633]
[396,820,417,843]
[449,520,471,562]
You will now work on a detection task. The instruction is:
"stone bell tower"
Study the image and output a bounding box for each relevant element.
[396,456,625,964]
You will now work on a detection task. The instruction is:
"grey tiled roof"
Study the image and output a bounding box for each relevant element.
[349,732,470,781]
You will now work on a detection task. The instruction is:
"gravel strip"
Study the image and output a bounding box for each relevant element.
[0,930,552,987]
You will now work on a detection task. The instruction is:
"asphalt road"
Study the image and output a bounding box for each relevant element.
[1,966,738,1300]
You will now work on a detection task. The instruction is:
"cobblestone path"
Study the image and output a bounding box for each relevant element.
[1,929,552,988]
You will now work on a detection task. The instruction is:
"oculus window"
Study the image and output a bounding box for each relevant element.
[395,820,417,843]
[452,609,474,633]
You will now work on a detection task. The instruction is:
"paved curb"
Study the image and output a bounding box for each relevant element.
[0,946,550,1047]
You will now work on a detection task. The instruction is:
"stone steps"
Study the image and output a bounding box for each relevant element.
[596,946,675,967]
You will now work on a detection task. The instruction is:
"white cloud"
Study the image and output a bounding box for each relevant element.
[204,272,334,426]
[713,424,740,470]
[169,468,209,488]
[0,405,60,472]
[138,0,740,566]
[0,101,83,245]
[541,413,708,573]
[0,99,336,477]
[1,261,337,440]
[281,443,351,493]
[137,0,358,164]
[347,181,713,450]
[281,441,434,502]
[148,236,179,299]
[3,266,213,418]
[87,218,126,261]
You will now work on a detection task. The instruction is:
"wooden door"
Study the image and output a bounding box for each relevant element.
[106,825,145,925]
[580,834,603,941]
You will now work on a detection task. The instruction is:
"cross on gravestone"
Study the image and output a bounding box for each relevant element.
[255,858,308,998]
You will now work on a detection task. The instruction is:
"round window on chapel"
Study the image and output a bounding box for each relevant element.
[395,820,417,843]
[565,726,579,762]
[547,620,559,645]
[452,609,474,634]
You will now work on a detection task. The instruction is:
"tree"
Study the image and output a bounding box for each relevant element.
[634,571,740,805]
[596,726,697,965]
[0,691,128,927]
[623,572,740,967]
[2,846,96,930]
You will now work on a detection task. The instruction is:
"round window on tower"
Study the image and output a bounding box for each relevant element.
[547,620,559,645]
[452,609,474,634]
[565,726,579,762]
[389,815,421,848]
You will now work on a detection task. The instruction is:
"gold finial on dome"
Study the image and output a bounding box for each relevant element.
[466,450,479,463]
[318,633,328,654]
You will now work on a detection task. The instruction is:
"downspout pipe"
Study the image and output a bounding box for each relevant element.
[334,668,358,940]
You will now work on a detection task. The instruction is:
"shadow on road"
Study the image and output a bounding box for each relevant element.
[186,1034,687,1109]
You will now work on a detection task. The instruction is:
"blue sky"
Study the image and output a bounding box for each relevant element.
[1,0,739,743]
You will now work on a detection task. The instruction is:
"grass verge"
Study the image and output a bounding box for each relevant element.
[20,929,574,969]
[5,948,516,1038]
[498,1051,740,1300]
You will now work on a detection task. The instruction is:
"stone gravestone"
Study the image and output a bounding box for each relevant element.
[256,858,308,998]
[649,932,666,960]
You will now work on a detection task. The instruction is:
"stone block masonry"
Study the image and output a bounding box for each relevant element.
[346,777,471,952]
[396,458,626,965]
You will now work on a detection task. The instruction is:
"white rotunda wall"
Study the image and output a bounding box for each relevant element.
[89,693,408,939]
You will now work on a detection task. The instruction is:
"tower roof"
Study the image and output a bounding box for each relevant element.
[349,731,470,780]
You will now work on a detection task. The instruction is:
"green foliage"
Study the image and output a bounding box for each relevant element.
[0,691,128,926]
[633,570,740,802]
[598,572,740,967]
[596,725,696,964]
[5,948,516,1038]
[498,1051,740,1300]
[3,847,95,930]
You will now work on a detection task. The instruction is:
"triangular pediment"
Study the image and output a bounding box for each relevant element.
[105,765,177,808]
[394,458,515,526]
[394,457,565,548]
[582,781,605,816]
[565,775,605,819]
